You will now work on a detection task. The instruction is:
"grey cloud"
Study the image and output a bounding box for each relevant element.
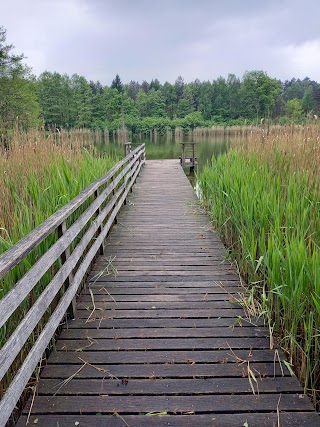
[2,0,320,84]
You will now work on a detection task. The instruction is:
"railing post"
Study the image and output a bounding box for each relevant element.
[111,176,118,224]
[192,143,195,166]
[58,221,76,319]
[181,143,186,167]
[94,189,104,255]
[130,154,134,193]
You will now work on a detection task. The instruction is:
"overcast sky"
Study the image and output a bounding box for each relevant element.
[2,0,320,85]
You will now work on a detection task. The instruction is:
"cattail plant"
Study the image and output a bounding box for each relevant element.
[198,123,320,407]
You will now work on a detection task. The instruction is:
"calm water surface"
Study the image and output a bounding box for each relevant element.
[97,134,231,178]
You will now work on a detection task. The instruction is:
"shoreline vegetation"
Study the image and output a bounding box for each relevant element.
[198,124,320,408]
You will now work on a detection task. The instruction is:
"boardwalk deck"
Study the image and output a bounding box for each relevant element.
[17,160,319,427]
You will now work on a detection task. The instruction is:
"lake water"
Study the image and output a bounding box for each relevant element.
[97,134,230,179]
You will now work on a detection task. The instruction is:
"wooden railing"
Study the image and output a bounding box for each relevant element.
[0,144,145,426]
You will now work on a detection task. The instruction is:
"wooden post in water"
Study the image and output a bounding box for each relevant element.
[191,143,196,172]
[180,142,197,172]
[124,142,132,157]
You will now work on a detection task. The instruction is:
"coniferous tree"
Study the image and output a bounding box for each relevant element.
[111,74,123,93]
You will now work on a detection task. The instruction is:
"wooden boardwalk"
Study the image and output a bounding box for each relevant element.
[17,160,319,426]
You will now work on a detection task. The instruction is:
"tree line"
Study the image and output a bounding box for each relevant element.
[1,26,320,134]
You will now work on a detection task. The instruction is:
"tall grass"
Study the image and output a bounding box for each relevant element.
[0,128,118,248]
[198,124,320,406]
[0,128,120,408]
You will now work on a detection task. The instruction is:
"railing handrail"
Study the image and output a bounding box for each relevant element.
[0,143,145,427]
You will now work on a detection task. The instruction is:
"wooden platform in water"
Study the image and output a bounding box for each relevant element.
[17,160,319,426]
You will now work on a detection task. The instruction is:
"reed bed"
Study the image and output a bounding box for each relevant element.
[198,124,320,406]
[0,128,118,248]
[0,128,119,409]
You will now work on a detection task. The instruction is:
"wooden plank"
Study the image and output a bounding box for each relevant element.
[75,301,241,310]
[55,337,271,351]
[40,362,288,379]
[88,281,241,288]
[37,377,302,395]
[89,275,239,283]
[47,349,278,364]
[79,294,236,301]
[59,326,266,339]
[65,317,262,329]
[22,394,314,414]
[80,287,241,295]
[15,413,320,427]
[92,261,233,268]
[92,263,235,270]
[74,308,245,318]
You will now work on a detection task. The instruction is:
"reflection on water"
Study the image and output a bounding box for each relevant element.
[96,134,230,177]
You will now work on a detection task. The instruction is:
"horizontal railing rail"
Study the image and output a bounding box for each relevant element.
[0,143,145,426]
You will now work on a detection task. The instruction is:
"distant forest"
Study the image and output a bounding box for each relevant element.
[1,26,320,134]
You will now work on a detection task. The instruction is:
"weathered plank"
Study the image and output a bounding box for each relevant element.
[59,326,266,339]
[74,308,245,318]
[39,362,288,379]
[37,377,302,395]
[16,413,320,427]
[64,317,261,329]
[75,301,242,310]
[55,337,272,351]
[22,394,314,413]
[47,349,278,364]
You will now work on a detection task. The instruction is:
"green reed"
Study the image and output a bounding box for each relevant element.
[198,129,320,405]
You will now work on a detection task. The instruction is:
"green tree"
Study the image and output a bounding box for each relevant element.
[0,26,25,77]
[226,74,241,119]
[174,76,185,102]
[176,85,195,118]
[147,89,166,117]
[272,95,286,118]
[161,82,177,118]
[37,72,74,128]
[184,111,204,128]
[104,87,123,123]
[111,74,123,93]
[149,79,160,91]
[301,86,317,114]
[0,26,39,129]
[241,71,281,119]
[212,77,229,118]
[126,80,140,100]
[177,99,192,118]
[136,89,148,117]
[286,98,304,120]
[198,81,212,120]
[71,74,93,127]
